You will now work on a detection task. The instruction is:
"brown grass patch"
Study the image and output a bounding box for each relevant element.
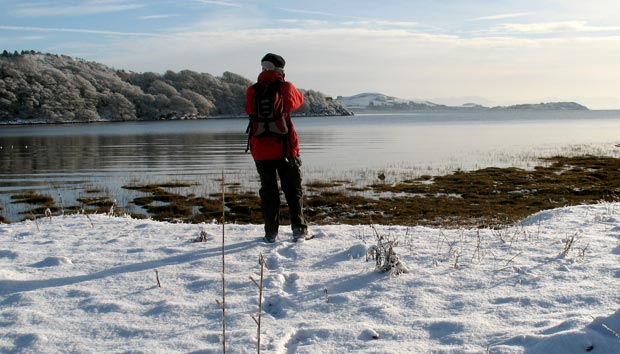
[3,155,620,227]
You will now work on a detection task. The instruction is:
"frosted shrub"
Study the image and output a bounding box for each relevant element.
[366,226,409,276]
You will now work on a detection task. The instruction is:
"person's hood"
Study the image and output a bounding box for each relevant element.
[257,70,284,84]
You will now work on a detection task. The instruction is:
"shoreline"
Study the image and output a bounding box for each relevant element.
[7,107,620,126]
[0,112,354,127]
[2,154,620,228]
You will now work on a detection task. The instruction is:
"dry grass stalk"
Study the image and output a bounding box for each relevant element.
[155,270,161,288]
[249,254,266,353]
[560,233,577,258]
[218,171,227,353]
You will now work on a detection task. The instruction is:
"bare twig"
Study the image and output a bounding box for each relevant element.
[29,211,40,232]
[472,230,483,262]
[560,233,577,258]
[497,252,523,271]
[453,249,462,269]
[155,270,161,288]
[84,210,94,229]
[55,187,66,216]
[249,254,266,354]
[219,172,227,354]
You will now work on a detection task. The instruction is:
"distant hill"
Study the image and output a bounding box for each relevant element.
[0,51,351,124]
[499,102,588,110]
[336,93,588,112]
[336,93,446,111]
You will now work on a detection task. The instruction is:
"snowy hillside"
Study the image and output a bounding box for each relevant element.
[336,93,444,111]
[1,203,620,353]
[0,52,351,123]
[336,93,589,112]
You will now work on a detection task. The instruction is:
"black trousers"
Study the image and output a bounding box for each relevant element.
[254,156,307,236]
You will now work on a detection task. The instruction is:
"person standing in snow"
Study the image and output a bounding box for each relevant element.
[245,53,310,243]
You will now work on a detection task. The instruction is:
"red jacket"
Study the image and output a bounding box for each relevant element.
[245,71,304,160]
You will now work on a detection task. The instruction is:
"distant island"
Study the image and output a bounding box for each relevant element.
[336,92,588,113]
[0,51,351,124]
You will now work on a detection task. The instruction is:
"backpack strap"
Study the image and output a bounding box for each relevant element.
[245,121,252,153]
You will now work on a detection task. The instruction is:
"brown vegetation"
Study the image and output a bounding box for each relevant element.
[3,155,620,227]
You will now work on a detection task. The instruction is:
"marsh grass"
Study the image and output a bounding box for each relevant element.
[353,155,620,227]
[306,181,346,190]
[10,191,59,220]
[11,191,54,205]
[119,182,262,223]
[2,155,620,227]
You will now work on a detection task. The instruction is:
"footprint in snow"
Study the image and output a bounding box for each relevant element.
[277,245,298,260]
[283,272,300,292]
[0,249,18,259]
[262,243,297,269]
[30,256,73,268]
[264,293,292,319]
[13,333,49,350]
[264,255,279,270]
[186,280,211,293]
[283,328,332,353]
[79,298,125,314]
[67,290,93,298]
[325,294,350,305]
[0,293,36,307]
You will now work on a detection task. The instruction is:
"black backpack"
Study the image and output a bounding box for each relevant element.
[246,80,288,137]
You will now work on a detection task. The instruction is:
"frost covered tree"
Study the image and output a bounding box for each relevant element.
[0,52,352,123]
[98,92,136,120]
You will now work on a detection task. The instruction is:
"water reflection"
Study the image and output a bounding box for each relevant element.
[1,112,620,222]
[0,130,252,176]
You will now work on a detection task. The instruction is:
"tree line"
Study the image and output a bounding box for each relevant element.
[0,52,351,123]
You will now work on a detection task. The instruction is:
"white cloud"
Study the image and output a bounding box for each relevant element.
[12,0,144,17]
[276,7,340,18]
[0,34,47,43]
[92,26,620,109]
[502,21,620,34]
[473,13,530,21]
[0,25,167,37]
[139,14,180,20]
[341,20,419,29]
[277,8,418,29]
[193,0,242,8]
[278,19,329,27]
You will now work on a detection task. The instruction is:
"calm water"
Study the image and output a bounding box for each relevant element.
[2,110,620,220]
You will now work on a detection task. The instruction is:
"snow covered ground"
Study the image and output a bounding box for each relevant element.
[1,203,620,353]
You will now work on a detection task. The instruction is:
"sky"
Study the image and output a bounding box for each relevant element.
[1,0,620,108]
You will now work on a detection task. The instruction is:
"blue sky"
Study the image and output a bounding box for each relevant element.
[2,0,620,108]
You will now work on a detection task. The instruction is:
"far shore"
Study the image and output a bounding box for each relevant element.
[0,111,356,126]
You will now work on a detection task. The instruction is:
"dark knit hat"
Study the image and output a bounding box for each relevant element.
[261,53,285,71]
